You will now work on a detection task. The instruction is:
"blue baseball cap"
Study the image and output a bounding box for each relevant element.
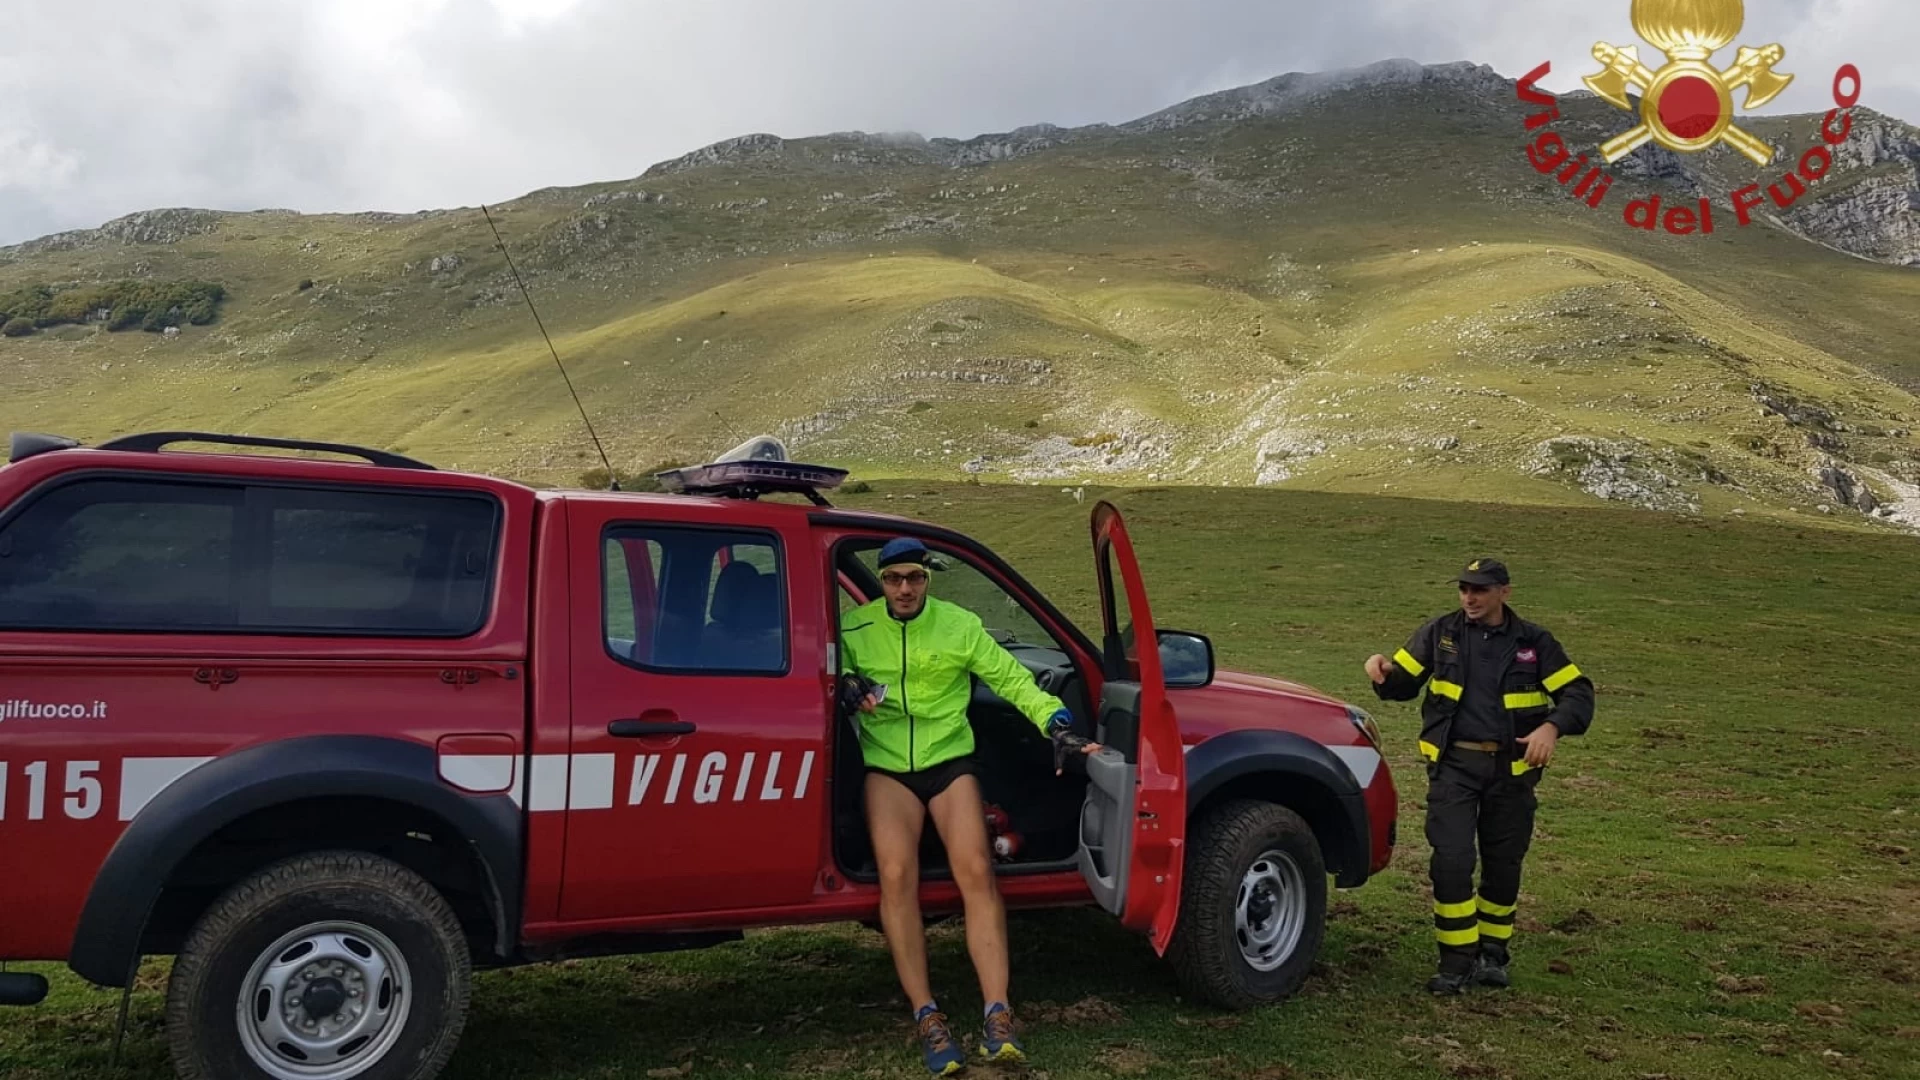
[878,537,931,569]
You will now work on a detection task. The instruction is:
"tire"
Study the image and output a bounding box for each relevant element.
[1165,799,1327,1010]
[164,851,472,1080]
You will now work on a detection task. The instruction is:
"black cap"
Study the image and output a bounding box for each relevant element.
[1456,557,1509,586]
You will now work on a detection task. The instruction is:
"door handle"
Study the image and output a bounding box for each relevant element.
[608,714,696,737]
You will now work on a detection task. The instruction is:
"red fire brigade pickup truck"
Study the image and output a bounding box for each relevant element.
[0,430,1396,1080]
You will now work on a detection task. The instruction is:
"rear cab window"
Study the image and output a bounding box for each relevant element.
[0,475,501,635]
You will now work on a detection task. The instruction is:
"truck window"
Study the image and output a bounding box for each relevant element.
[0,479,239,629]
[254,486,497,633]
[0,476,499,635]
[603,526,787,674]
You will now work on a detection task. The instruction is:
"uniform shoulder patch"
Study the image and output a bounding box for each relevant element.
[1517,647,1538,663]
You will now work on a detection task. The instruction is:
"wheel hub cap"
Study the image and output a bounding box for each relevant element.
[236,921,412,1080]
[1234,849,1307,973]
[300,978,348,1022]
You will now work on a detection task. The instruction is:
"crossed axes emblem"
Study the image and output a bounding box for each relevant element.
[1582,0,1793,166]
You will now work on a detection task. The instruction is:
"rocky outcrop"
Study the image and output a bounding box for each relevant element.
[1608,139,1700,193]
[1816,461,1879,513]
[1781,169,1920,266]
[890,357,1052,386]
[582,188,666,208]
[1003,425,1175,482]
[1752,382,1840,431]
[1855,466,1920,529]
[1524,436,1701,513]
[1253,430,1327,485]
[8,208,222,254]
[932,123,1095,165]
[1121,58,1508,134]
[96,208,221,244]
[1713,110,1920,267]
[644,133,787,176]
[1829,110,1920,172]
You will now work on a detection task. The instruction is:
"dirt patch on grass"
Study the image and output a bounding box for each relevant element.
[1714,974,1771,995]
[1024,995,1125,1026]
[1094,1043,1159,1075]
[1795,1002,1849,1028]
[1551,909,1601,934]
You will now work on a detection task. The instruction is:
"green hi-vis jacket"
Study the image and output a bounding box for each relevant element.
[1373,606,1595,776]
[838,595,1065,773]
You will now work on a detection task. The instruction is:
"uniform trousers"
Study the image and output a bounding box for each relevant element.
[1425,746,1541,973]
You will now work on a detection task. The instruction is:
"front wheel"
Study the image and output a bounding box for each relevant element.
[1165,799,1327,1010]
[164,851,472,1080]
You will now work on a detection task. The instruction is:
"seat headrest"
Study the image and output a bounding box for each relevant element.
[711,559,779,632]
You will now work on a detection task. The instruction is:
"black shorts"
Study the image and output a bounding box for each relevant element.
[867,755,978,806]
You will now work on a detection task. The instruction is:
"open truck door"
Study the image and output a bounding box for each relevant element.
[1077,501,1188,954]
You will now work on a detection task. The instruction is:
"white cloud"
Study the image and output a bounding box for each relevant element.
[0,131,81,192]
[0,0,1912,246]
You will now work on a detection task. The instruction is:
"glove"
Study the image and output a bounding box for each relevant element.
[1051,716,1092,775]
[836,673,878,717]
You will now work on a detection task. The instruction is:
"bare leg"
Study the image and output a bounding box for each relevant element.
[865,772,934,1009]
[927,773,1009,1007]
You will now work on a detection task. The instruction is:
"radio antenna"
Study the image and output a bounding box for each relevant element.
[479,202,619,491]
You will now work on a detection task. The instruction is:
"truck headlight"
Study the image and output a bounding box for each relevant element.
[1346,705,1382,749]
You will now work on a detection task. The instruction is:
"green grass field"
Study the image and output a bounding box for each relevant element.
[4,481,1915,1079]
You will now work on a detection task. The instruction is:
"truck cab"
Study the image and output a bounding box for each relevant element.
[0,430,1396,1080]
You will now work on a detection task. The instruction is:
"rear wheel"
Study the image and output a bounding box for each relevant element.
[165,851,471,1080]
[1165,799,1327,1010]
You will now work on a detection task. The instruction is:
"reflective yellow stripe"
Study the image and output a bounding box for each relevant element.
[1478,921,1514,940]
[1477,898,1516,917]
[1429,679,1463,701]
[1511,760,1536,775]
[1503,691,1551,710]
[1435,899,1477,919]
[1543,663,1582,692]
[1418,740,1440,762]
[1435,927,1479,946]
[1393,648,1425,677]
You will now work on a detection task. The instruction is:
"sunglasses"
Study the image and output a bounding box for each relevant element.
[880,570,929,586]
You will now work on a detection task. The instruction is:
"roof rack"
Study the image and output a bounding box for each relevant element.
[652,435,847,506]
[93,431,436,470]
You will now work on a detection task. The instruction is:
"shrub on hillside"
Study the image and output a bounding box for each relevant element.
[2,317,33,337]
[577,459,688,492]
[0,280,227,334]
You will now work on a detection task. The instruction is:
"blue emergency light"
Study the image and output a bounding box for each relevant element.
[653,435,848,505]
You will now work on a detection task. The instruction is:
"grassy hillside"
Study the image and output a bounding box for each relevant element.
[1,63,1918,528]
[4,481,1915,1079]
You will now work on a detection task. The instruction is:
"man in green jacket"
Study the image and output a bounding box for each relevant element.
[839,536,1098,1075]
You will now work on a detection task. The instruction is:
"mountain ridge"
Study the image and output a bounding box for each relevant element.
[8,58,1914,257]
[2,56,1918,535]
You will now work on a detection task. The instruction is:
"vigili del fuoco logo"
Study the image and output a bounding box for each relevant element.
[1516,0,1862,236]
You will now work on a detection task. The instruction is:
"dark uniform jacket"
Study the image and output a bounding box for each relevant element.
[1372,606,1594,775]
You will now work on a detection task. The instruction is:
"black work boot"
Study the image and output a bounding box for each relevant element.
[1473,943,1511,989]
[1427,963,1473,995]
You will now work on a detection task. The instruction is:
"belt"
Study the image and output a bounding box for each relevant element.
[1451,740,1502,752]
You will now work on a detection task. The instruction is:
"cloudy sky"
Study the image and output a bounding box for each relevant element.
[2,0,1912,247]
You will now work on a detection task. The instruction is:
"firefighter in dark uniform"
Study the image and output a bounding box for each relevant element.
[1364,558,1594,994]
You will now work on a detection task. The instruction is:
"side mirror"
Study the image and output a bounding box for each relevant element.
[1157,629,1214,689]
